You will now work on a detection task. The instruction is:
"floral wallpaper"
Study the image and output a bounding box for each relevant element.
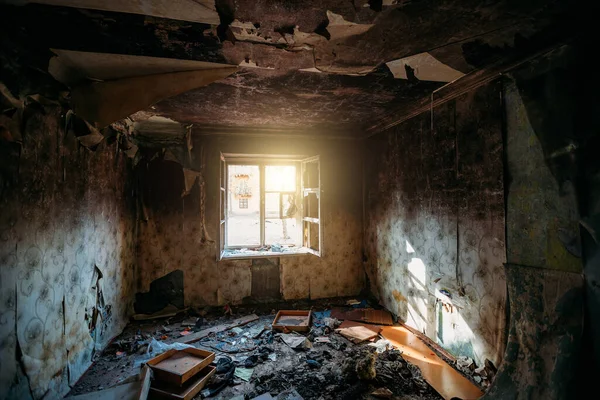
[0,104,136,398]
[136,137,365,305]
[364,82,507,367]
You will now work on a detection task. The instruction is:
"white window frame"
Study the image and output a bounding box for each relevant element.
[218,153,322,260]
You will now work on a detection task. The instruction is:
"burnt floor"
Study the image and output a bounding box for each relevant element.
[67,298,482,400]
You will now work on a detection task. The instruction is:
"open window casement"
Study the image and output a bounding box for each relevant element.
[217,153,321,260]
[301,155,322,257]
[218,152,226,261]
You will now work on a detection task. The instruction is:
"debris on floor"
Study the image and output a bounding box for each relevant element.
[371,387,393,398]
[134,270,185,315]
[67,298,484,399]
[272,310,311,332]
[146,347,216,398]
[331,307,394,326]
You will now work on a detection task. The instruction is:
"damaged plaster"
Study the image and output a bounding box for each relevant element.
[0,94,136,398]
[364,82,507,367]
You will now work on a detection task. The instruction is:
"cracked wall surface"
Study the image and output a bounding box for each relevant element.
[364,82,507,367]
[0,102,136,399]
[135,136,365,305]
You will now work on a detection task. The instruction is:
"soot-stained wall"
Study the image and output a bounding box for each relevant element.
[0,103,136,398]
[481,46,587,399]
[136,135,365,306]
[364,82,507,366]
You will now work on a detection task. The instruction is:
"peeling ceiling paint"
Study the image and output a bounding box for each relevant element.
[386,52,465,82]
[0,0,574,136]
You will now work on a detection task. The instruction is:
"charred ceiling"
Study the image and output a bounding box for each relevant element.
[0,0,578,137]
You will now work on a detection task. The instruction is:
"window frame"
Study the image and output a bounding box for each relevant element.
[218,154,322,260]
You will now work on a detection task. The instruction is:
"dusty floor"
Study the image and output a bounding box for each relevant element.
[67,298,480,399]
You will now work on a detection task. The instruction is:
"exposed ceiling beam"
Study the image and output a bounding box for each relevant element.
[24,0,220,24]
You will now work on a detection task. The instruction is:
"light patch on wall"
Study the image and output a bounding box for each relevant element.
[406,240,415,253]
[408,258,426,289]
[386,53,465,82]
[407,257,429,333]
[436,300,477,360]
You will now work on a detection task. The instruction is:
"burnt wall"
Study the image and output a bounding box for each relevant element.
[480,45,589,399]
[364,82,507,367]
[0,103,136,398]
[136,135,364,306]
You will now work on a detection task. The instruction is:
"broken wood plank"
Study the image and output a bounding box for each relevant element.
[381,326,483,400]
[173,314,259,344]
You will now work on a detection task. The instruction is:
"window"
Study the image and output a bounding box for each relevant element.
[218,154,322,259]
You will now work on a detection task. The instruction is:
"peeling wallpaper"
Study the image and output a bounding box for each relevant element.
[504,77,582,273]
[136,137,365,305]
[0,105,136,398]
[364,82,507,366]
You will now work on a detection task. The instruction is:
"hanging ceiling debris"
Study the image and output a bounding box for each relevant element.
[0,0,575,137]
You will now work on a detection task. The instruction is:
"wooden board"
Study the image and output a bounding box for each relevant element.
[336,325,379,343]
[149,365,216,400]
[363,309,394,326]
[381,326,483,400]
[173,314,259,344]
[337,320,382,334]
[272,310,311,332]
[330,308,394,326]
[147,348,214,386]
[330,308,364,321]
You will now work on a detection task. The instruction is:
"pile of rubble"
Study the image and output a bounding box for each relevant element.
[455,355,498,389]
[66,299,483,399]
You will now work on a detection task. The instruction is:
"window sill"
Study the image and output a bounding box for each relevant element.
[220,247,318,260]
